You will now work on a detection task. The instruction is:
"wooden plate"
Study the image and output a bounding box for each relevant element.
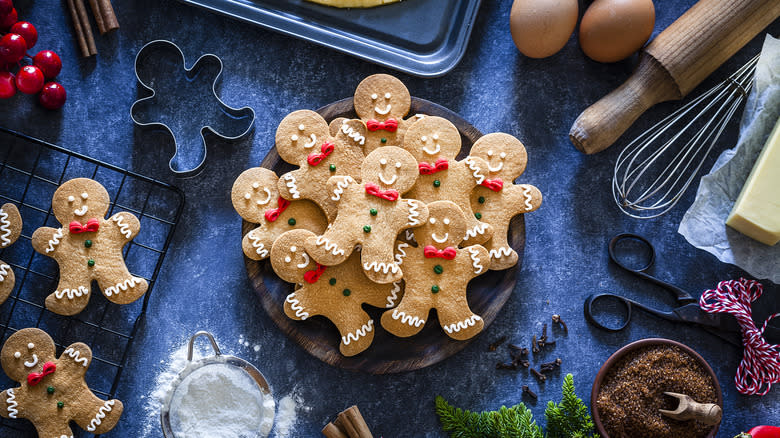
[243,97,525,374]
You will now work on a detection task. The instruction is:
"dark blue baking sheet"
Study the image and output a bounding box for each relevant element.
[175,0,482,77]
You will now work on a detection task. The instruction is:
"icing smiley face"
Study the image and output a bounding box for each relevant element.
[275,110,331,164]
[270,229,317,283]
[402,116,461,162]
[1,329,56,382]
[418,201,467,248]
[231,167,281,224]
[469,133,528,181]
[353,74,411,121]
[361,146,418,193]
[51,178,110,225]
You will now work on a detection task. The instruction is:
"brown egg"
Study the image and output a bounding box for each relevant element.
[579,0,655,63]
[510,0,578,59]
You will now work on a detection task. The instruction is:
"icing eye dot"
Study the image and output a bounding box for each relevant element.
[81,192,88,200]
[395,162,402,168]
[244,193,251,200]
[67,196,75,203]
[252,182,260,189]
[13,352,20,359]
[290,246,297,252]
[384,92,391,99]
[284,256,291,263]
[27,343,34,349]
[291,134,298,141]
[443,218,450,225]
[371,93,378,100]
[433,134,439,140]
[500,152,507,159]
[429,218,436,224]
[421,136,427,142]
[487,150,494,157]
[379,158,387,165]
[298,124,305,131]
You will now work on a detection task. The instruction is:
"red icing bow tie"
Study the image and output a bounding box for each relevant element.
[27,362,56,386]
[303,263,327,284]
[264,197,291,222]
[419,158,449,175]
[366,118,398,132]
[307,142,335,166]
[69,218,100,234]
[481,179,504,192]
[424,245,457,260]
[365,182,399,202]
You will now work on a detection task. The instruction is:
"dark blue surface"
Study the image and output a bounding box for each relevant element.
[0,0,778,436]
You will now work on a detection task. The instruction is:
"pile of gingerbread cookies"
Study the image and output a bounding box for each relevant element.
[232,74,542,357]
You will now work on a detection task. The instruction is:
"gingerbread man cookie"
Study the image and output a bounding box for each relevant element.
[0,328,124,437]
[31,178,148,316]
[331,74,423,154]
[468,133,542,270]
[271,229,402,356]
[402,116,494,245]
[380,201,490,340]
[305,146,429,284]
[232,167,328,261]
[0,203,22,305]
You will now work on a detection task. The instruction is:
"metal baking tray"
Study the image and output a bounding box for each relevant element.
[176,0,482,77]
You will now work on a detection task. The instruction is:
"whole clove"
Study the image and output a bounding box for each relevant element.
[496,362,518,370]
[518,359,530,368]
[508,344,528,356]
[552,314,568,334]
[488,336,507,351]
[541,323,548,342]
[522,385,537,400]
[540,358,562,373]
[530,367,546,382]
[532,335,540,354]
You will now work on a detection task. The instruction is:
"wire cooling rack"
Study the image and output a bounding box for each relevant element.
[0,127,184,436]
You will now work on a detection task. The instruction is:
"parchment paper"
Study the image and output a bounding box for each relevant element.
[679,35,780,284]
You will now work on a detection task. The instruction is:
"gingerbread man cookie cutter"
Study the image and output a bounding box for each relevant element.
[131,40,256,178]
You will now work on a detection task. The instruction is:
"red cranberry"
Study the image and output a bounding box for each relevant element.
[33,50,62,78]
[15,65,44,94]
[0,33,26,64]
[10,21,36,49]
[0,0,12,15]
[0,7,16,30]
[0,70,15,99]
[38,81,66,109]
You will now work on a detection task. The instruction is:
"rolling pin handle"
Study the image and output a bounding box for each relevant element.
[569,54,681,155]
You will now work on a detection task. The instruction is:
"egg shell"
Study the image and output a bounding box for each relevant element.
[579,0,655,63]
[510,0,578,59]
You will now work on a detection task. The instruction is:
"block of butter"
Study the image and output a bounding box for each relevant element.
[726,116,780,246]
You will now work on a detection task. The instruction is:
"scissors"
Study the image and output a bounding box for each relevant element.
[584,233,780,346]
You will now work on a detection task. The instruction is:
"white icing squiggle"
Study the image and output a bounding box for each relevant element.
[104,277,143,297]
[247,230,268,258]
[331,177,353,201]
[341,123,365,146]
[0,264,9,282]
[46,228,63,253]
[468,247,484,274]
[405,229,415,242]
[386,281,401,308]
[283,174,300,199]
[0,209,11,246]
[342,320,373,346]
[6,388,18,418]
[363,261,400,274]
[522,186,533,211]
[112,215,131,238]
[391,309,425,327]
[394,242,409,265]
[315,236,345,256]
[464,223,489,241]
[55,286,89,300]
[63,347,88,367]
[406,200,421,226]
[465,157,486,184]
[86,400,116,432]
[443,315,482,334]
[285,293,309,319]
[489,246,514,259]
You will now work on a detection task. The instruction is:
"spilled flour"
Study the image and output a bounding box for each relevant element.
[141,340,303,437]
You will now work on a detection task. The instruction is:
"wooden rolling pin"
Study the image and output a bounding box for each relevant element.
[569,0,780,155]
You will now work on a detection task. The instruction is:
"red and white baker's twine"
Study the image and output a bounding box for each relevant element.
[699,278,780,395]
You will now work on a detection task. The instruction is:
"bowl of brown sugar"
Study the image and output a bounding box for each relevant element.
[591,338,722,438]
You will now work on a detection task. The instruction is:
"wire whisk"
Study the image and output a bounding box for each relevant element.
[612,54,759,219]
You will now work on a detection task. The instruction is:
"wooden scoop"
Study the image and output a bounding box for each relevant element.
[659,392,722,425]
[569,0,780,155]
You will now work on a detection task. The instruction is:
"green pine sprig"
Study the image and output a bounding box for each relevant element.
[544,374,594,438]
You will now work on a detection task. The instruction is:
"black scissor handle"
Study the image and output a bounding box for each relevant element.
[584,293,632,332]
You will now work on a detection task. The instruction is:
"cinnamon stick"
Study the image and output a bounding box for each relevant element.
[66,0,90,57]
[322,423,349,438]
[337,406,373,438]
[73,0,97,56]
[98,0,119,33]
[88,0,106,34]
